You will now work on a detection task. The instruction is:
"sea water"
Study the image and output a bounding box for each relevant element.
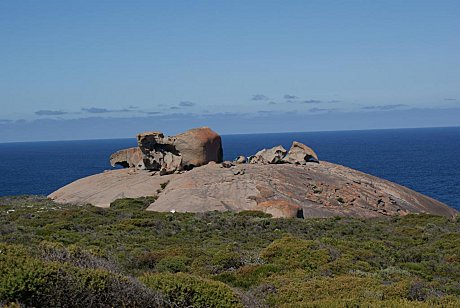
[1,127,459,210]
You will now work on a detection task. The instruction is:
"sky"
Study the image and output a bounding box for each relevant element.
[1,0,459,142]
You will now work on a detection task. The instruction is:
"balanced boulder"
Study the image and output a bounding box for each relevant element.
[173,127,223,169]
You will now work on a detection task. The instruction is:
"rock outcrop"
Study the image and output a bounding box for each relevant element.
[144,162,457,218]
[242,142,319,165]
[137,131,183,174]
[48,169,178,208]
[49,162,457,219]
[111,127,223,175]
[48,127,457,219]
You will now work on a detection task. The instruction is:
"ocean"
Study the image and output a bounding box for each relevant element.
[1,127,459,211]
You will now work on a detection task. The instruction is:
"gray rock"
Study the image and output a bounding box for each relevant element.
[249,145,287,164]
[232,168,245,175]
[109,147,144,169]
[221,161,235,168]
[282,141,319,164]
[234,155,247,164]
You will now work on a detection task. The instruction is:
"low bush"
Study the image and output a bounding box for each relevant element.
[0,243,168,307]
[216,264,281,289]
[141,272,243,307]
[156,255,191,273]
[110,196,157,210]
[261,235,330,271]
[1,196,459,306]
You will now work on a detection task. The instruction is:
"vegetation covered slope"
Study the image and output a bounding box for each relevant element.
[1,196,459,307]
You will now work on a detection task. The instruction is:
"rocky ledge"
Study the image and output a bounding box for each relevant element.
[49,127,457,219]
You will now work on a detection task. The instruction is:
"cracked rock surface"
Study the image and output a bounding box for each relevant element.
[49,161,457,219]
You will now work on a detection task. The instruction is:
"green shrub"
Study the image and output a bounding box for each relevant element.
[110,196,157,210]
[156,255,190,273]
[210,248,243,273]
[236,210,272,218]
[1,196,460,306]
[0,243,168,307]
[261,235,330,271]
[141,272,243,307]
[216,264,281,289]
[38,241,118,272]
[160,181,169,190]
[266,274,407,306]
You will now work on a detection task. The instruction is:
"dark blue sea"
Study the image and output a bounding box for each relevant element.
[1,127,459,211]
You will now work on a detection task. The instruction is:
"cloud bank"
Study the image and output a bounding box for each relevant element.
[362,104,407,111]
[251,94,270,101]
[35,110,68,116]
[179,101,196,107]
[1,107,460,142]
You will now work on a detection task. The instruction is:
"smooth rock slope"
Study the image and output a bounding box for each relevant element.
[49,162,457,218]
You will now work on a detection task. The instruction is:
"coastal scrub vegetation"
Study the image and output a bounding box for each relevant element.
[1,195,459,307]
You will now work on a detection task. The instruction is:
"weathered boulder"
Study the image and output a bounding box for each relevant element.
[282,141,319,164]
[110,147,144,169]
[249,145,287,164]
[173,127,223,169]
[136,127,223,174]
[136,131,181,173]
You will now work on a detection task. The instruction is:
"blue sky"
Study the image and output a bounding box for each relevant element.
[1,0,459,141]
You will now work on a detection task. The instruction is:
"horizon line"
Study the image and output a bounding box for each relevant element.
[1,125,459,145]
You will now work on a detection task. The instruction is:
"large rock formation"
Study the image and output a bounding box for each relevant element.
[48,128,457,219]
[49,162,457,219]
[136,131,183,174]
[146,162,457,218]
[111,127,223,175]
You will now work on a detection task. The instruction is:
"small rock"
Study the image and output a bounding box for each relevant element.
[232,169,246,175]
[234,155,247,164]
[222,161,235,168]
